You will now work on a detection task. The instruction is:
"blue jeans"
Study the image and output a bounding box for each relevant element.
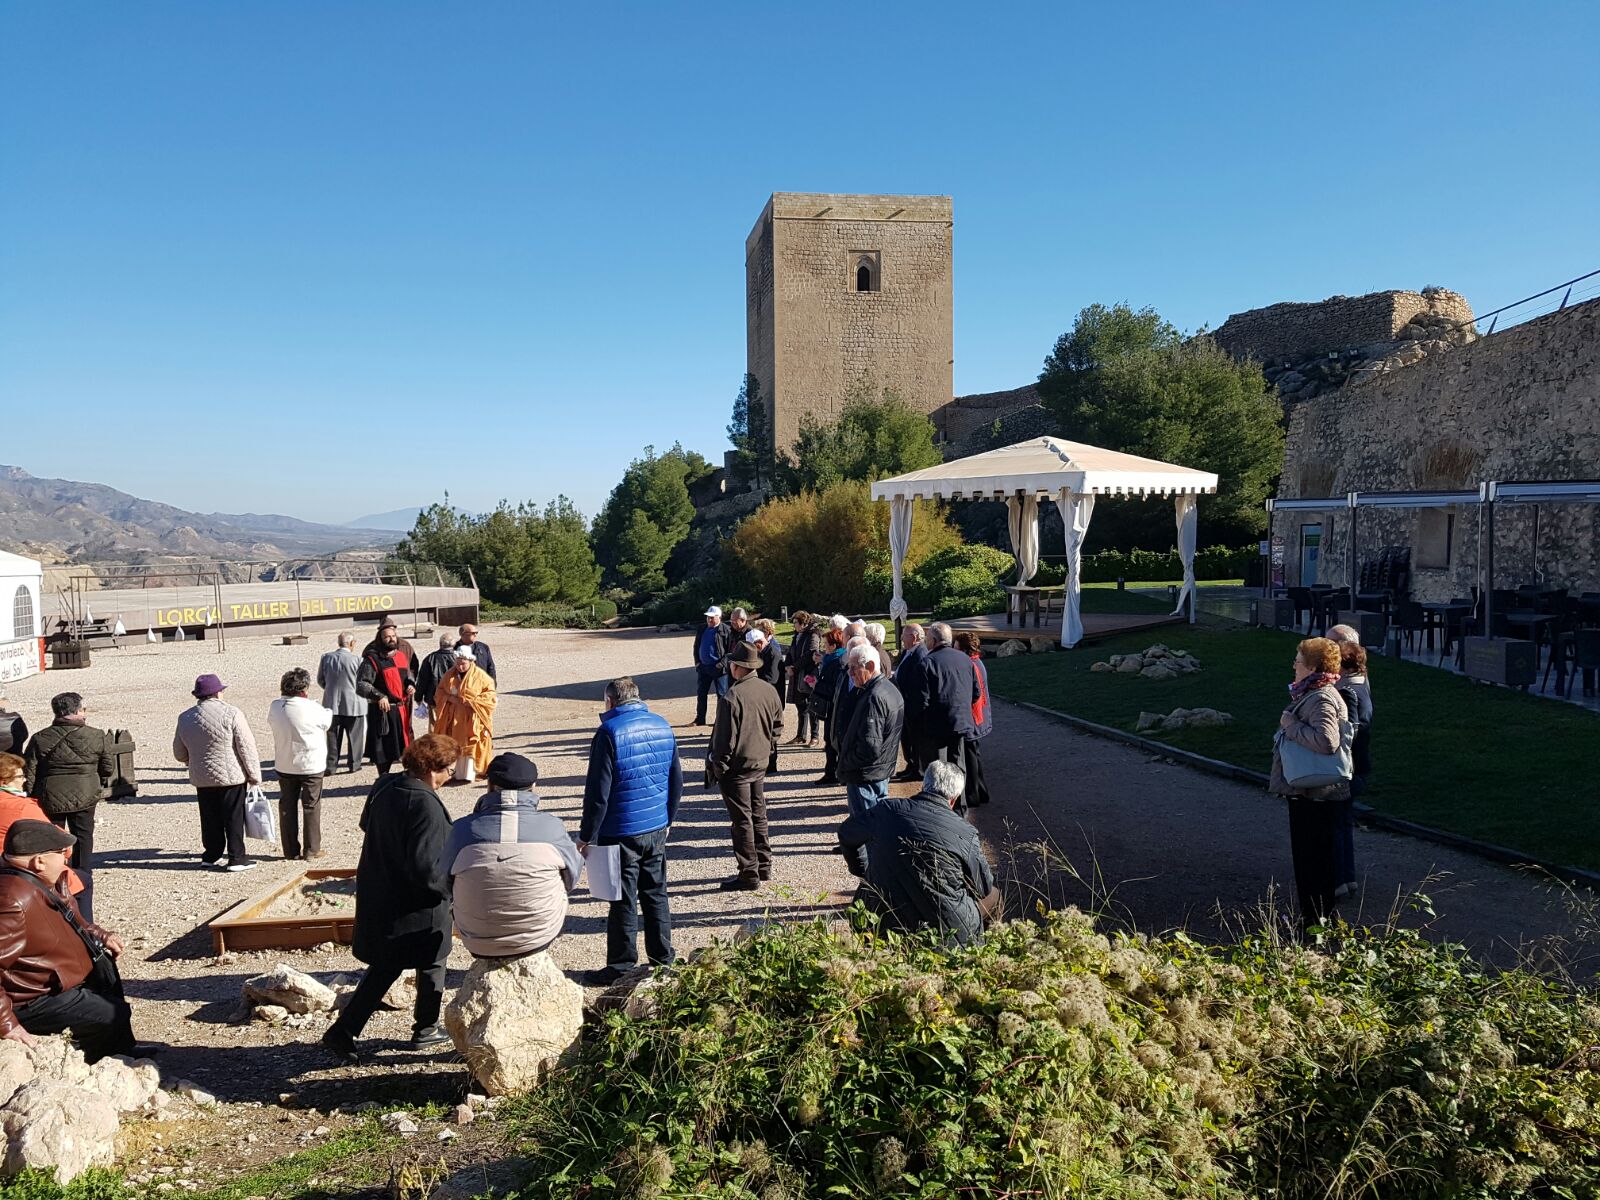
[845,778,889,820]
[604,827,674,971]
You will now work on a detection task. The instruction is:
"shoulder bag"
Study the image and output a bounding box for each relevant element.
[1274,719,1355,789]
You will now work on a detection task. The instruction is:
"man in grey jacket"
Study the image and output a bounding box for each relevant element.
[317,633,365,774]
[440,754,581,958]
[836,645,904,819]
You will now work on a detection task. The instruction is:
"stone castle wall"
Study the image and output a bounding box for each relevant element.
[746,193,953,452]
[1214,287,1474,366]
[1274,298,1600,600]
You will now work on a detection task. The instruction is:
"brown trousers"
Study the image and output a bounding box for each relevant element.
[278,773,324,858]
[719,773,770,880]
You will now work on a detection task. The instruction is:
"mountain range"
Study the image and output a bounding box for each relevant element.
[0,465,407,563]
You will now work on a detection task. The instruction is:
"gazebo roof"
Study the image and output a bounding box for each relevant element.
[870,437,1219,502]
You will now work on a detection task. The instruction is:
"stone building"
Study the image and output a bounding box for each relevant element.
[745,192,953,453]
[1271,297,1600,600]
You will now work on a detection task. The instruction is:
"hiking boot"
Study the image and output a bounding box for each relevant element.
[718,875,760,892]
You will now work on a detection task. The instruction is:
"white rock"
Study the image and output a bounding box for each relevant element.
[381,972,416,1012]
[0,1078,119,1183]
[251,1005,289,1025]
[1115,657,1144,675]
[437,1128,458,1142]
[85,1055,162,1113]
[244,964,337,1015]
[1089,661,1113,673]
[172,1080,216,1107]
[996,639,1030,658]
[1134,712,1163,733]
[0,1043,34,1108]
[1139,664,1177,681]
[444,951,583,1096]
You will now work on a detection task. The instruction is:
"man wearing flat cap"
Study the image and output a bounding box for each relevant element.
[708,643,782,892]
[0,821,134,1062]
[441,753,580,960]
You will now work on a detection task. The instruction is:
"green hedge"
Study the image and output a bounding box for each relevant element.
[1034,544,1255,585]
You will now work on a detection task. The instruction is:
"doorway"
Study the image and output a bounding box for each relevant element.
[1299,524,1322,586]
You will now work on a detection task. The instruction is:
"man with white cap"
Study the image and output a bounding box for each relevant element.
[691,605,733,725]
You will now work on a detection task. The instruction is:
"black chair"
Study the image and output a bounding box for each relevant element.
[1286,587,1312,630]
[1440,598,1476,668]
[1392,599,1426,654]
[1572,629,1600,697]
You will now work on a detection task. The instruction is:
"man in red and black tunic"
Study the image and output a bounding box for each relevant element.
[357,617,417,776]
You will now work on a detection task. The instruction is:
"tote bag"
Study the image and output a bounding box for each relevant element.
[1275,720,1355,789]
[243,785,278,843]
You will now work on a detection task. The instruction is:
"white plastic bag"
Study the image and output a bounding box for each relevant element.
[453,754,476,783]
[244,785,278,844]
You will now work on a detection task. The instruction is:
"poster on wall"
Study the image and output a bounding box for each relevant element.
[1270,534,1286,590]
[0,639,42,685]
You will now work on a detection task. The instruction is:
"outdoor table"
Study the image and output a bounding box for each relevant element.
[1420,601,1472,651]
[1355,591,1389,614]
[1003,584,1064,628]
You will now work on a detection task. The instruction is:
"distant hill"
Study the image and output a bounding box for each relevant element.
[346,506,424,532]
[0,465,397,563]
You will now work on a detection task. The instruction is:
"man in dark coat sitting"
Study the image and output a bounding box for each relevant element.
[0,821,134,1061]
[835,761,1001,946]
[322,733,457,1060]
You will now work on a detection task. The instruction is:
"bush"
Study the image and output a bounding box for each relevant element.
[631,580,758,627]
[1031,544,1255,585]
[729,482,959,615]
[499,911,1600,1199]
[931,587,1006,620]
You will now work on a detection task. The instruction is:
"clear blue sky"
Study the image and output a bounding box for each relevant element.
[3,3,1597,527]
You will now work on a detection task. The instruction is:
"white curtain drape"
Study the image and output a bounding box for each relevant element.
[1172,493,1198,621]
[1055,489,1096,647]
[1005,494,1041,584]
[888,496,913,621]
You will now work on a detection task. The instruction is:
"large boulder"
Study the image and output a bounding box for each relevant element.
[1115,656,1143,675]
[995,640,1029,658]
[244,964,337,1014]
[445,952,583,1096]
[0,1078,119,1183]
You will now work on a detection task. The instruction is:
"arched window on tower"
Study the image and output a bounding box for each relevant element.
[12,585,34,640]
[852,251,881,293]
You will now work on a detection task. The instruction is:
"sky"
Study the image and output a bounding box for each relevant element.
[3,3,1597,528]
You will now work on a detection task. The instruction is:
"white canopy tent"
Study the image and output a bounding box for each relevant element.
[870,437,1219,647]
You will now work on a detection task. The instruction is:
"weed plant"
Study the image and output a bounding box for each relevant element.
[501,909,1599,1199]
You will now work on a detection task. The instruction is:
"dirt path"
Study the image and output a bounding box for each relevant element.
[972,698,1599,980]
[1,624,865,1181]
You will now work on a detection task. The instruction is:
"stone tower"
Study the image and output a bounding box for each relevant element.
[745,192,953,454]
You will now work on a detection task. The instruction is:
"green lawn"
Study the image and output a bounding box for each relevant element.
[985,623,1600,873]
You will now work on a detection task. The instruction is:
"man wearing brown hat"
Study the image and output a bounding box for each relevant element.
[708,643,782,891]
[0,821,134,1062]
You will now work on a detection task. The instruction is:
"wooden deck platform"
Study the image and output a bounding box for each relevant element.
[948,610,1184,652]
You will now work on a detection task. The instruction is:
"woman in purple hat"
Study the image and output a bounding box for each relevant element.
[172,674,263,872]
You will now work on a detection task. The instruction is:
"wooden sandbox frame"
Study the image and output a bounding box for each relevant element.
[210,868,357,953]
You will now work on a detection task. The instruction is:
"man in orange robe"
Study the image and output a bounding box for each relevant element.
[431,649,496,782]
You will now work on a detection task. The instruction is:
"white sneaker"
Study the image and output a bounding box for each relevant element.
[225,861,258,873]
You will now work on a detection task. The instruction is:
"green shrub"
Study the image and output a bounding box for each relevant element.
[0,1170,127,1200]
[906,543,1017,608]
[931,587,1006,620]
[510,604,602,630]
[501,911,1600,1199]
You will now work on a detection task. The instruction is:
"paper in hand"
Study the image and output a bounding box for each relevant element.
[583,843,623,902]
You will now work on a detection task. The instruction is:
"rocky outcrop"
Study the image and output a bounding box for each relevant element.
[445,952,584,1096]
[1135,708,1233,733]
[0,1039,164,1184]
[1089,645,1201,679]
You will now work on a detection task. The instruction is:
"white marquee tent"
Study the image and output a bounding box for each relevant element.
[0,549,44,684]
[870,437,1219,647]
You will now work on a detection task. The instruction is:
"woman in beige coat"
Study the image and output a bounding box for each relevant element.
[1270,637,1351,938]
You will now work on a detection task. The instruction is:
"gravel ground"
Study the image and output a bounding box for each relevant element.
[3,622,1593,1185]
[1,623,873,1181]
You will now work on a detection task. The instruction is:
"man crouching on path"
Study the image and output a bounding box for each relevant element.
[443,753,581,959]
[580,678,681,985]
[0,821,134,1061]
[709,644,782,892]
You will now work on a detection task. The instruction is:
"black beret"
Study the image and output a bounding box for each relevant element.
[486,753,537,790]
[4,820,75,857]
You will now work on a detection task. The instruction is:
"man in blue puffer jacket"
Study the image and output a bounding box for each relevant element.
[579,676,682,985]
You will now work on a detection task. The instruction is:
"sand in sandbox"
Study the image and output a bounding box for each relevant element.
[260,876,357,920]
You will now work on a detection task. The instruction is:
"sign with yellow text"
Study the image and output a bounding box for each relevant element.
[155,593,397,627]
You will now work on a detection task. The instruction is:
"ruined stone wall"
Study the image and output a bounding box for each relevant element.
[1274,298,1600,600]
[935,384,1041,446]
[1215,287,1474,366]
[746,193,953,452]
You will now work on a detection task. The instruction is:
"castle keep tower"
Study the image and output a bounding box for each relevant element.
[746,192,953,453]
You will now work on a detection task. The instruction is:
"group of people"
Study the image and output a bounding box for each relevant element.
[167,616,499,873]
[693,606,1001,942]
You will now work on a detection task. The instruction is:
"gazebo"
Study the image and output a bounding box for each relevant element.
[870,437,1219,647]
